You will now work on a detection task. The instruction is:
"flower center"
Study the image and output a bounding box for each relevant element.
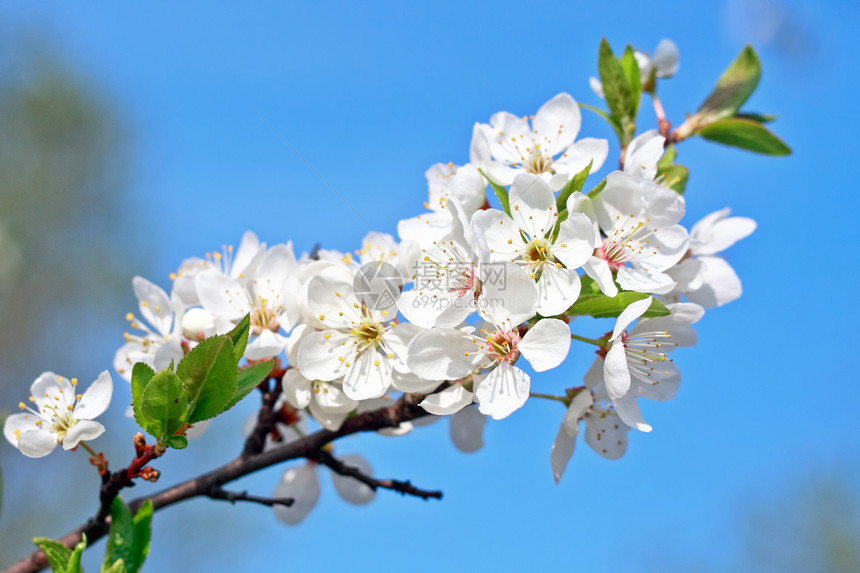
[597,216,660,270]
[483,328,522,364]
[350,318,386,351]
[250,301,279,335]
[451,265,480,299]
[523,149,554,175]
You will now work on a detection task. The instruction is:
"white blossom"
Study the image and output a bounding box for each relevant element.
[4,371,113,458]
[471,93,608,191]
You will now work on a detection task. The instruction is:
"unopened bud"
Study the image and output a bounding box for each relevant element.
[182,308,215,341]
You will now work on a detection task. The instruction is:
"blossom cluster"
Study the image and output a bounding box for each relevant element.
[108,88,752,491]
[4,41,758,521]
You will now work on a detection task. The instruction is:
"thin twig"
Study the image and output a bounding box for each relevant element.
[312,449,443,501]
[204,487,294,508]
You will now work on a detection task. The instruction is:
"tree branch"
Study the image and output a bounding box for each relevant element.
[312,449,442,500]
[204,486,294,508]
[4,389,436,573]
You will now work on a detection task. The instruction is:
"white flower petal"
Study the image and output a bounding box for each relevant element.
[73,371,113,420]
[273,465,320,526]
[583,256,618,297]
[282,370,312,409]
[533,92,581,156]
[407,328,481,381]
[611,297,653,341]
[612,393,652,432]
[550,426,577,484]
[535,264,581,317]
[449,406,486,453]
[603,342,631,399]
[518,318,571,372]
[62,420,105,450]
[553,213,595,270]
[419,383,474,416]
[584,411,630,459]
[342,349,392,401]
[296,331,350,382]
[16,430,59,458]
[132,277,174,336]
[195,271,252,321]
[475,363,530,420]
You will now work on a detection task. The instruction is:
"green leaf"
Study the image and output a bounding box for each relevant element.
[167,435,188,449]
[619,45,642,116]
[225,360,274,411]
[130,362,155,423]
[225,314,251,364]
[579,103,623,141]
[655,164,689,193]
[567,290,671,319]
[479,168,511,216]
[33,537,72,573]
[597,38,636,143]
[128,499,153,573]
[67,534,87,573]
[177,335,238,423]
[697,118,791,155]
[656,144,676,170]
[102,559,127,573]
[556,160,592,214]
[735,111,777,123]
[697,45,761,123]
[586,178,607,200]
[139,369,187,444]
[103,497,134,573]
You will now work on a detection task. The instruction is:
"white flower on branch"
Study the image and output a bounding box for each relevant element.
[4,371,113,458]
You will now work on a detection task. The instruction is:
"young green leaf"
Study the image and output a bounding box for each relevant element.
[656,144,677,170]
[598,38,636,144]
[224,360,274,411]
[33,537,73,573]
[697,118,791,155]
[139,369,187,444]
[167,435,188,449]
[128,499,153,573]
[225,314,251,364]
[479,168,511,216]
[655,164,689,193]
[567,291,671,319]
[130,362,155,423]
[556,160,592,214]
[735,112,777,123]
[619,45,642,116]
[177,335,238,423]
[66,534,87,573]
[103,497,134,573]
[102,559,127,573]
[697,45,761,123]
[586,178,607,200]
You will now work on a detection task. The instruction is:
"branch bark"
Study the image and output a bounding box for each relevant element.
[313,449,442,500]
[4,390,435,573]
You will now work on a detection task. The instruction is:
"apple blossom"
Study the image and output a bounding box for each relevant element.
[4,371,113,458]
[472,173,595,316]
[471,93,608,191]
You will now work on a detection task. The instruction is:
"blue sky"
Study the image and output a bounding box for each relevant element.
[1,0,858,571]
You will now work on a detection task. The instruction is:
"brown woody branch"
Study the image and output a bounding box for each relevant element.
[4,389,436,573]
[312,449,442,500]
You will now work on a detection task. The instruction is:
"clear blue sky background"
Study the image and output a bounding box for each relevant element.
[1,0,858,571]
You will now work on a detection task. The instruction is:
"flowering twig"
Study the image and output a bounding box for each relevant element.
[312,449,443,501]
[4,390,433,573]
